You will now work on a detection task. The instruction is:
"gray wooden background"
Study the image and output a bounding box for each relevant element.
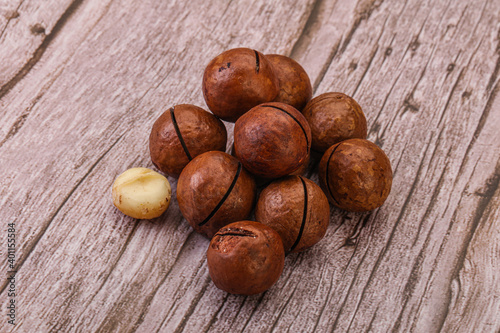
[1,0,499,332]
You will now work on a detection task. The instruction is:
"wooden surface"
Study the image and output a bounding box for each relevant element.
[1,0,499,332]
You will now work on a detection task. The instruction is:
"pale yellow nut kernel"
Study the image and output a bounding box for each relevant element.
[112,167,171,219]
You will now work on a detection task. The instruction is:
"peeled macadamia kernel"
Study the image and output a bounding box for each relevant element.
[112,167,171,219]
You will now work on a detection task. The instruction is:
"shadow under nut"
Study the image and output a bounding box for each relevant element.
[319,139,392,211]
[255,175,330,253]
[177,151,256,238]
[234,102,312,178]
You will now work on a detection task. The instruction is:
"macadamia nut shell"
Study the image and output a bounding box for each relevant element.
[256,176,330,253]
[177,151,257,238]
[303,92,367,152]
[234,102,312,178]
[266,54,312,111]
[202,48,279,122]
[319,139,392,211]
[149,104,227,177]
[207,221,285,295]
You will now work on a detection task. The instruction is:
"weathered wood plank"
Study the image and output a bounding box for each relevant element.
[0,0,115,147]
[0,0,499,332]
[0,0,119,284]
[441,165,500,332]
[0,1,23,39]
[0,0,80,96]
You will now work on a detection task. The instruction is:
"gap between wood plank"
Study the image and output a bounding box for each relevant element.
[289,0,324,58]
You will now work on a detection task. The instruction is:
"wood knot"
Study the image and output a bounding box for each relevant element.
[343,237,356,247]
[5,11,20,20]
[403,93,420,113]
[370,122,381,135]
[30,23,46,35]
[410,38,420,52]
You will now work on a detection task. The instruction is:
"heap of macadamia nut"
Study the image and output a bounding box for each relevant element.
[111,47,393,296]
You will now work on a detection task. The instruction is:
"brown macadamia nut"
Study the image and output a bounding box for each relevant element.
[149,104,227,177]
[234,102,312,178]
[202,48,279,122]
[231,141,309,185]
[177,151,257,238]
[319,139,392,211]
[302,92,367,152]
[255,176,330,253]
[112,167,171,219]
[207,221,285,295]
[266,54,312,111]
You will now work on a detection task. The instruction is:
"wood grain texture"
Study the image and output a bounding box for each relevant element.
[0,0,499,332]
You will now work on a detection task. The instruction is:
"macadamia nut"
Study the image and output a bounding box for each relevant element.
[266,54,312,111]
[202,48,279,122]
[177,151,256,238]
[318,139,392,211]
[255,175,330,253]
[207,221,285,295]
[234,102,312,178]
[303,92,367,152]
[112,167,171,219]
[149,104,227,177]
